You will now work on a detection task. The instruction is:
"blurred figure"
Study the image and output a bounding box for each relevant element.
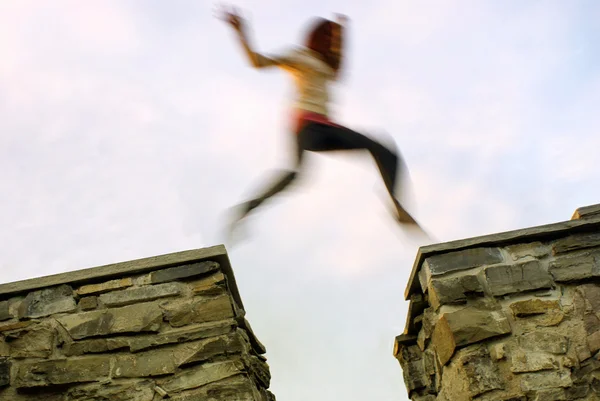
[217,4,427,241]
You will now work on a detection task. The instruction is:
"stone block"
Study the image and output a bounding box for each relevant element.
[113,347,178,377]
[577,284,600,312]
[190,271,227,295]
[424,247,503,277]
[57,302,162,340]
[6,325,55,358]
[509,299,564,327]
[490,343,506,361]
[158,359,245,393]
[77,278,133,296]
[0,358,10,387]
[428,274,484,310]
[128,318,236,352]
[0,321,34,333]
[529,388,566,401]
[506,242,549,261]
[520,370,573,392]
[98,282,182,307]
[64,337,130,356]
[485,261,553,296]
[64,380,155,401]
[167,375,257,401]
[78,296,98,311]
[520,332,569,354]
[402,359,428,391]
[549,251,600,282]
[150,261,220,284]
[113,331,248,378]
[0,302,10,322]
[18,284,76,319]
[510,350,558,373]
[458,347,504,397]
[14,356,112,388]
[432,308,511,365]
[565,384,590,399]
[587,330,600,354]
[552,232,600,255]
[162,293,235,327]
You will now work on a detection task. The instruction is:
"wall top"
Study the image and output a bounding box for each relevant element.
[405,203,600,300]
[0,244,244,310]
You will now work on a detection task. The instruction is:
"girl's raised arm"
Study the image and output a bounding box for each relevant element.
[218,4,279,69]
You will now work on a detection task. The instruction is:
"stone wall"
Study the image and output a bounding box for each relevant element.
[394,204,600,401]
[0,245,275,401]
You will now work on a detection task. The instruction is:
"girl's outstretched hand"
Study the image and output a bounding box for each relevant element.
[215,3,246,34]
[334,13,349,25]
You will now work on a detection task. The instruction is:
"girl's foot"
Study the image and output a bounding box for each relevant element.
[394,199,418,225]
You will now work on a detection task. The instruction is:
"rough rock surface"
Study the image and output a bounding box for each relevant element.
[0,251,274,401]
[395,204,600,401]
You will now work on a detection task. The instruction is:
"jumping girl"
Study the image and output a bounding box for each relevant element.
[218,5,426,239]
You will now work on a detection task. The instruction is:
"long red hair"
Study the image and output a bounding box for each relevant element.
[304,18,343,73]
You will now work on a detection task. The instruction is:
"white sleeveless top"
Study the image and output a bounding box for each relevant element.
[257,46,337,116]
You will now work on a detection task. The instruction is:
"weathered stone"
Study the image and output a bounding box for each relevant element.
[577,284,600,312]
[587,330,600,354]
[190,271,227,295]
[458,347,504,397]
[0,303,10,322]
[78,296,97,311]
[64,337,130,356]
[428,274,484,309]
[572,204,600,220]
[565,384,590,399]
[57,302,162,340]
[576,344,592,362]
[424,247,503,276]
[0,321,34,333]
[584,313,600,335]
[485,261,553,296]
[113,331,248,378]
[510,350,558,373]
[167,374,257,401]
[129,319,236,352]
[14,356,111,388]
[65,380,155,401]
[402,359,428,391]
[529,388,566,401]
[113,347,178,377]
[158,359,245,393]
[520,370,573,391]
[510,299,564,326]
[552,232,600,255]
[76,278,133,296]
[18,285,76,319]
[520,332,569,354]
[162,293,235,327]
[507,242,549,261]
[99,282,182,307]
[432,309,511,365]
[549,251,600,282]
[0,358,9,387]
[150,261,220,284]
[490,343,506,360]
[7,325,55,358]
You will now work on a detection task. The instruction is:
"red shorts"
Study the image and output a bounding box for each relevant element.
[293,110,341,134]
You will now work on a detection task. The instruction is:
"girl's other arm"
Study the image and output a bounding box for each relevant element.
[331,14,347,79]
[219,5,278,69]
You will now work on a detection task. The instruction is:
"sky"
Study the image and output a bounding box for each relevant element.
[1,0,599,400]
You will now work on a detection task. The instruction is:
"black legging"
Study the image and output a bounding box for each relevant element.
[237,122,403,219]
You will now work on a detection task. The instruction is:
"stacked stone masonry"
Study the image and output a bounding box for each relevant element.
[0,246,275,401]
[395,204,600,401]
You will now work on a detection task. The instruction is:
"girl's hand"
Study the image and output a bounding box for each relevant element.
[334,13,349,25]
[216,3,246,34]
